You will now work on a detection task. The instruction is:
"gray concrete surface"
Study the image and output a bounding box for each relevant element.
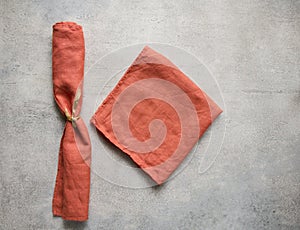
[1,0,299,229]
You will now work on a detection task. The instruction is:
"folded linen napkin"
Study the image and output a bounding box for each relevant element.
[91,46,222,185]
[52,22,91,221]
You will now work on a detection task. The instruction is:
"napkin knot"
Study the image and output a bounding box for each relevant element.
[64,88,82,127]
[65,109,80,128]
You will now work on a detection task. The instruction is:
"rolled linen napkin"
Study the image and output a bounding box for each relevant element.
[52,22,91,221]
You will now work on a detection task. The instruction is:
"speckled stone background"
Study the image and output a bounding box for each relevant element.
[1,0,299,229]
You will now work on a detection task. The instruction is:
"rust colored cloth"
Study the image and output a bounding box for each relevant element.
[52,22,91,221]
[91,46,222,185]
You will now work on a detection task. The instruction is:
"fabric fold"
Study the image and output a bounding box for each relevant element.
[52,22,91,221]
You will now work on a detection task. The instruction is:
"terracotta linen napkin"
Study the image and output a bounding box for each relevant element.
[91,46,222,185]
[52,22,91,221]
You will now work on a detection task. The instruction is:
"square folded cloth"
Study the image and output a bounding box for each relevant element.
[91,46,222,184]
